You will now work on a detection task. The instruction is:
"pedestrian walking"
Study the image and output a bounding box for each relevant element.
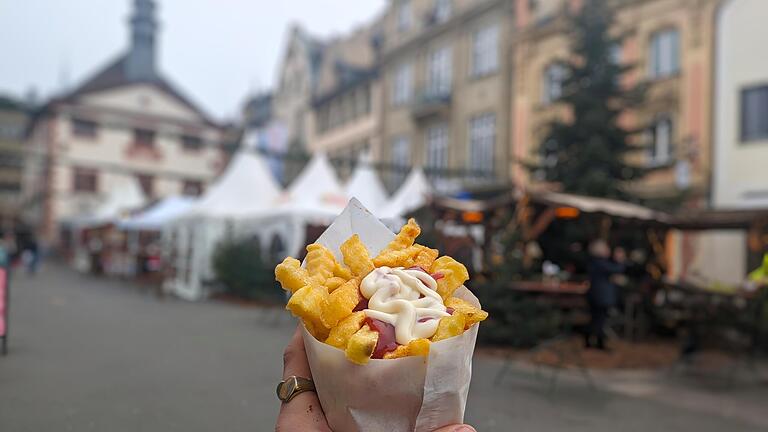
[585,239,625,350]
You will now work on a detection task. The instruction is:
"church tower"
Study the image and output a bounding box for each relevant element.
[125,0,159,81]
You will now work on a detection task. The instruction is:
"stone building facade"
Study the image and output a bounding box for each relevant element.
[22,0,224,245]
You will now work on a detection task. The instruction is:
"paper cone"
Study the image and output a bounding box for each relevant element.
[301,198,481,432]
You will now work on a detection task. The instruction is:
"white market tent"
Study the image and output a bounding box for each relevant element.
[235,152,348,260]
[117,195,196,231]
[68,175,147,274]
[74,176,147,228]
[344,152,388,214]
[378,167,432,219]
[165,151,282,300]
[182,151,282,219]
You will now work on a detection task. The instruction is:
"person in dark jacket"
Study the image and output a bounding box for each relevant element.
[585,239,625,350]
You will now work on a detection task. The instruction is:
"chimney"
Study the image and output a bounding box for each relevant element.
[125,0,159,81]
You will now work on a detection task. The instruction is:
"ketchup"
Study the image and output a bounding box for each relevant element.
[406,265,428,273]
[353,295,369,312]
[364,317,398,359]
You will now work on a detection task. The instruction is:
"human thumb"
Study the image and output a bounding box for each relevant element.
[432,425,477,432]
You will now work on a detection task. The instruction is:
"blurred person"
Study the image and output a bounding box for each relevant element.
[1,232,17,267]
[585,239,625,350]
[276,325,476,432]
[23,236,39,275]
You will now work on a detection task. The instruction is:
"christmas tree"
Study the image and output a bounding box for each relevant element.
[532,0,649,200]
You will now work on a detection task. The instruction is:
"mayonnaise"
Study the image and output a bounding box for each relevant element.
[360,266,450,345]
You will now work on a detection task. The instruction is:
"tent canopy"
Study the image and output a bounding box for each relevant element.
[434,188,670,225]
[182,151,281,219]
[344,152,388,214]
[271,152,347,218]
[75,176,147,228]
[378,168,431,219]
[118,195,196,231]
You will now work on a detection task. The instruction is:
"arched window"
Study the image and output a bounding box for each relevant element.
[542,62,567,104]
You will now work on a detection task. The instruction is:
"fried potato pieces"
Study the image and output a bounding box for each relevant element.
[277,218,487,364]
[275,257,312,294]
[345,324,379,365]
[321,278,361,329]
[431,256,470,300]
[340,234,375,277]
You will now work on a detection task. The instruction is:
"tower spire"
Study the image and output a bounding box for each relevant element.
[125,0,159,81]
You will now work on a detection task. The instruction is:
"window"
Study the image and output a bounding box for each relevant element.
[542,62,567,104]
[741,85,768,142]
[397,0,412,32]
[72,118,98,138]
[136,174,154,198]
[391,136,410,186]
[183,180,203,196]
[134,128,156,149]
[648,115,673,165]
[73,167,98,193]
[472,25,499,77]
[181,135,203,151]
[427,46,452,96]
[434,0,452,24]
[392,62,413,106]
[649,29,680,79]
[469,113,496,175]
[426,123,449,175]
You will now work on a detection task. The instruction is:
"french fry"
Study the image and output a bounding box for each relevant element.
[324,276,347,292]
[325,311,366,349]
[380,218,421,253]
[333,262,354,280]
[382,338,431,359]
[345,324,379,365]
[306,243,337,284]
[432,313,466,342]
[275,257,312,294]
[445,297,488,329]
[286,285,329,338]
[412,245,439,270]
[304,319,330,341]
[431,256,469,300]
[321,278,361,328]
[340,234,375,277]
[372,245,421,268]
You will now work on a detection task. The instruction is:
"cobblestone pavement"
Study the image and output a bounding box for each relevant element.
[1,264,766,431]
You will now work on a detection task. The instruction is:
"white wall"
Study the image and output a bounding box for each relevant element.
[713,0,768,208]
[689,0,768,285]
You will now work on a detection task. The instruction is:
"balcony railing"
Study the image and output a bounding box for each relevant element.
[411,86,452,120]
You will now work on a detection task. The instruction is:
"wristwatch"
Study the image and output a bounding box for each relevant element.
[276,376,315,403]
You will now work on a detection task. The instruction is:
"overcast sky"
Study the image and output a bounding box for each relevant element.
[0,0,385,120]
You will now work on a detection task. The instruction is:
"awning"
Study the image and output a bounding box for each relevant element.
[434,189,670,224]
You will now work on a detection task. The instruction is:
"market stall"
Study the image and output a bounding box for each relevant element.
[118,195,196,283]
[234,152,347,262]
[343,152,388,215]
[165,152,281,300]
[378,168,432,219]
[67,176,147,275]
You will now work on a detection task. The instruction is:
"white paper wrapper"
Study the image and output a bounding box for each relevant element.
[301,198,482,432]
